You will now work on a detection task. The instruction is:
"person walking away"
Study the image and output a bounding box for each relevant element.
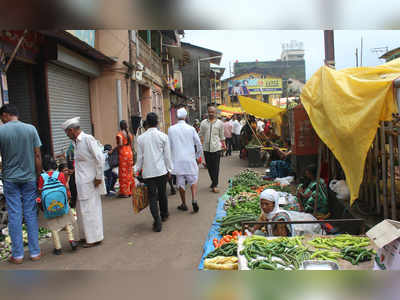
[199,104,226,193]
[0,104,42,264]
[168,108,202,213]
[62,117,106,248]
[115,120,134,198]
[37,155,78,255]
[232,115,242,151]
[134,113,173,232]
[223,117,233,156]
[103,144,118,196]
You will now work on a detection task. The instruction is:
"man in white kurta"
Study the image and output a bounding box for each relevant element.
[168,108,202,213]
[62,117,106,247]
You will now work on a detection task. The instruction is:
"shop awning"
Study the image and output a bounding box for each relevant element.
[301,58,400,205]
[238,96,285,119]
[217,105,243,114]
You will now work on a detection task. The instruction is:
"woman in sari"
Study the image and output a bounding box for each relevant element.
[115,120,134,198]
[296,164,329,218]
[254,189,323,237]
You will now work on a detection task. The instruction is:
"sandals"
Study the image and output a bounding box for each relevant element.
[82,241,102,248]
[177,204,188,211]
[192,202,199,213]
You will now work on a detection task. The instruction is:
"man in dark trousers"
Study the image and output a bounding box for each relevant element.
[134,113,173,232]
[199,104,226,193]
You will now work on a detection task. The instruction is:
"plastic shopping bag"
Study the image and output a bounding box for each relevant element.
[132,183,149,213]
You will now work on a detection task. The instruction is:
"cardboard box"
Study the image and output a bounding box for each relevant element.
[366,219,400,270]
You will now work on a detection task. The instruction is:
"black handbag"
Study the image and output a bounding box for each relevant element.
[108,150,119,169]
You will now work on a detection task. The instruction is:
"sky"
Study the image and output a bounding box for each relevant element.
[182,30,400,80]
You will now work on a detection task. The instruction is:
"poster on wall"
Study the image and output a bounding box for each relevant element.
[228,77,282,96]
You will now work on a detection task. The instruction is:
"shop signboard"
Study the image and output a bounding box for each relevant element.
[228,77,282,96]
[293,105,319,155]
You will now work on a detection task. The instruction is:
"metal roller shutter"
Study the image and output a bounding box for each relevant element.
[47,63,92,155]
[7,61,33,124]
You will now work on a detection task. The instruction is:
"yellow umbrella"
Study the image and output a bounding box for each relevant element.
[217,105,244,114]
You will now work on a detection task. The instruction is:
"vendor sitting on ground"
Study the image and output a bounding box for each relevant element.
[296,164,329,217]
[253,189,323,237]
[268,140,292,179]
[239,115,257,159]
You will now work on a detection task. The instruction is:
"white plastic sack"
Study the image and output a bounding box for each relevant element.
[329,179,350,200]
[274,176,294,186]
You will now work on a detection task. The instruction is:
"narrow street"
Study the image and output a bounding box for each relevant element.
[0,154,251,270]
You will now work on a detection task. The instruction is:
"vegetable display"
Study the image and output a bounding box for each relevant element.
[341,246,375,265]
[224,192,258,210]
[308,235,371,250]
[229,170,264,188]
[240,236,312,270]
[204,256,238,270]
[217,214,258,236]
[206,241,238,259]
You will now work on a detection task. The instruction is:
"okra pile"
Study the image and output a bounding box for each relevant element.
[241,236,312,270]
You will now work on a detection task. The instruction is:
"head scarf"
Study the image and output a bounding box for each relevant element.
[177,108,187,120]
[61,117,80,130]
[259,189,282,219]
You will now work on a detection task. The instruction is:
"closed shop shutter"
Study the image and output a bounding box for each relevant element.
[47,63,92,155]
[7,61,33,124]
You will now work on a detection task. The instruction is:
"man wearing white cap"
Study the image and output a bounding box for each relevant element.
[62,117,106,248]
[168,107,202,212]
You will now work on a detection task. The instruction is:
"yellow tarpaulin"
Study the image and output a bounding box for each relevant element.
[301,58,400,205]
[217,105,243,114]
[238,96,286,119]
[238,96,286,135]
[220,111,233,117]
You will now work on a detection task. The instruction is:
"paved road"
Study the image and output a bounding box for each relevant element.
[0,153,255,270]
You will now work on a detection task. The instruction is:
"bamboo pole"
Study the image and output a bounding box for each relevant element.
[367,148,374,212]
[374,133,381,215]
[380,121,389,219]
[314,140,323,215]
[389,121,397,220]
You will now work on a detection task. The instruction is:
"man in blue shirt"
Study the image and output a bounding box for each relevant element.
[0,104,42,264]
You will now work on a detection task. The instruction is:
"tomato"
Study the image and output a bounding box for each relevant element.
[213,238,218,248]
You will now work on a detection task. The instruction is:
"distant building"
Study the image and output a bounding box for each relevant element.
[281,40,305,61]
[380,47,400,62]
[179,42,222,121]
[233,40,306,97]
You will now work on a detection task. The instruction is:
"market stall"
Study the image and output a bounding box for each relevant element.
[199,169,376,271]
[300,58,400,222]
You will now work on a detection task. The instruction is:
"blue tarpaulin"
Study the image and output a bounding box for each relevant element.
[198,193,229,270]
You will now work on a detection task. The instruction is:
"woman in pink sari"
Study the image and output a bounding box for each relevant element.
[116,120,134,198]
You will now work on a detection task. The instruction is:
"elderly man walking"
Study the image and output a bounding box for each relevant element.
[135,112,173,232]
[62,117,106,248]
[168,108,202,213]
[0,104,42,264]
[199,103,226,193]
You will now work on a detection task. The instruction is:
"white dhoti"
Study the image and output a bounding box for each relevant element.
[76,181,105,244]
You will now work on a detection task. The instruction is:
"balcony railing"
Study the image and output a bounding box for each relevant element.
[138,36,162,76]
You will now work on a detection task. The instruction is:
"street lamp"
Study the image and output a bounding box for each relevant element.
[198,55,222,119]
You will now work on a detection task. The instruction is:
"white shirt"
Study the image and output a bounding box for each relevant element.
[257,120,265,132]
[232,120,242,135]
[74,132,105,184]
[168,120,203,176]
[199,119,225,153]
[134,128,173,179]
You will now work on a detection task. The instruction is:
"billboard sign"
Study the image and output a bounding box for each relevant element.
[228,77,282,96]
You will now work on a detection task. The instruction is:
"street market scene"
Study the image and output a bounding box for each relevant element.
[0,28,400,273]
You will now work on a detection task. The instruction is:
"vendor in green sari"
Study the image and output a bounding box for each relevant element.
[296,164,329,217]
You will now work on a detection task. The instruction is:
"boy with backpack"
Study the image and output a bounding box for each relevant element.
[37,155,78,255]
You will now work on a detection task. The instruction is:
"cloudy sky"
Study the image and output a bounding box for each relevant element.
[182,30,399,80]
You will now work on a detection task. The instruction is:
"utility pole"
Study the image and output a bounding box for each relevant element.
[360,37,363,67]
[324,30,335,68]
[355,48,359,67]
